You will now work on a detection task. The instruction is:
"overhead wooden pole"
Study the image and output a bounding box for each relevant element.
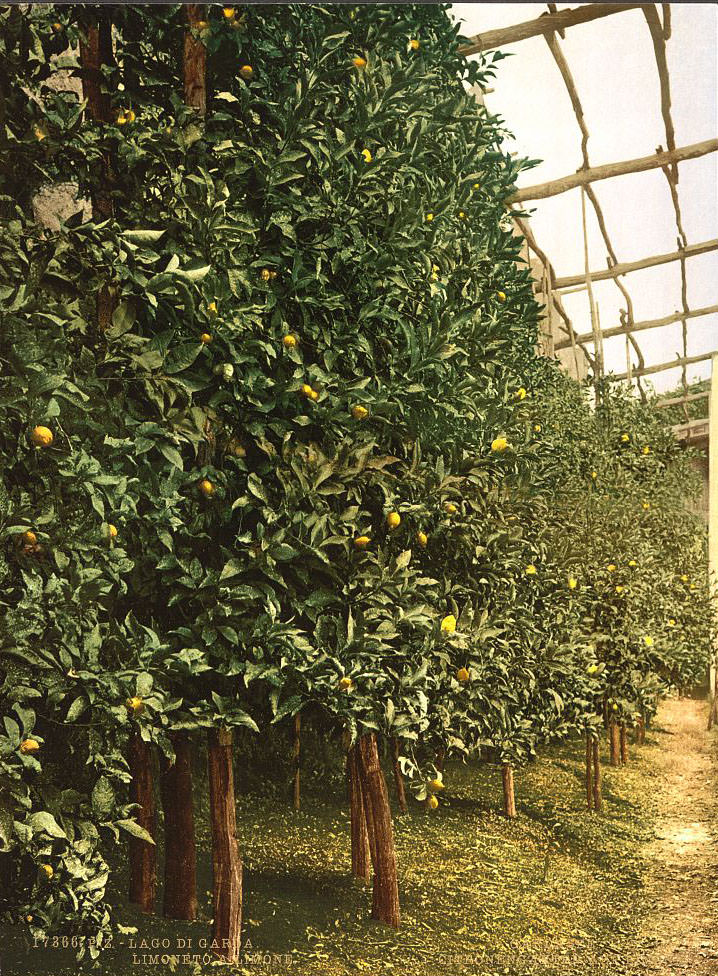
[581,188,603,396]
[511,139,718,203]
[709,355,718,704]
[555,303,718,351]
[459,3,642,55]
[610,351,714,383]
[656,390,711,410]
[553,239,718,291]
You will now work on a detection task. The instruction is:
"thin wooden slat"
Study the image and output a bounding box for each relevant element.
[553,239,718,290]
[610,351,714,382]
[555,303,718,350]
[656,390,710,409]
[459,3,642,56]
[511,139,718,202]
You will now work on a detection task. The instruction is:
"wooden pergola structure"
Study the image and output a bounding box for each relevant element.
[460,3,717,693]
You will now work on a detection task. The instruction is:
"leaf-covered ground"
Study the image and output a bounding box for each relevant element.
[3,697,716,976]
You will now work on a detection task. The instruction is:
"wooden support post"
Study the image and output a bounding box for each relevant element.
[347,746,371,882]
[585,734,593,810]
[128,732,157,913]
[390,738,408,815]
[501,763,517,819]
[609,720,621,767]
[581,188,603,397]
[292,714,301,811]
[159,733,197,920]
[356,734,400,928]
[710,355,718,709]
[207,728,242,963]
[184,5,207,115]
[620,723,628,765]
[591,738,603,812]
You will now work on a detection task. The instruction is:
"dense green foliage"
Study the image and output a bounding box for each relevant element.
[0,1,712,955]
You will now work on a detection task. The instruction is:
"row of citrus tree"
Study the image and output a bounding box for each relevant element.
[0,1,712,961]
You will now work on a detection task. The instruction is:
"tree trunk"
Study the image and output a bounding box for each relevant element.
[347,746,370,882]
[78,9,116,331]
[620,723,628,764]
[128,732,157,913]
[159,733,197,920]
[435,746,446,775]
[207,728,242,963]
[591,737,603,812]
[501,762,517,818]
[356,734,400,928]
[609,719,621,766]
[184,5,207,116]
[585,733,594,810]
[292,714,301,811]
[390,738,408,815]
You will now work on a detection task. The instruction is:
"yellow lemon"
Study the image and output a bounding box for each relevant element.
[354,535,370,549]
[310,389,319,401]
[591,470,598,479]
[515,387,527,400]
[409,39,420,51]
[20,739,40,754]
[643,635,654,647]
[568,577,578,590]
[352,56,367,69]
[668,618,676,627]
[607,564,616,573]
[457,666,470,683]
[207,300,217,315]
[428,778,444,792]
[473,182,480,190]
[628,560,637,568]
[642,445,650,455]
[440,614,456,633]
[199,479,215,498]
[283,334,297,349]
[52,22,62,32]
[444,502,457,515]
[41,864,54,879]
[642,502,651,511]
[107,524,118,540]
[361,148,372,163]
[125,109,136,123]
[428,795,439,810]
[239,64,253,79]
[416,531,428,548]
[351,405,368,420]
[196,20,209,30]
[260,268,271,281]
[223,6,235,18]
[300,383,314,397]
[491,436,509,452]
[534,424,541,432]
[22,530,37,545]
[126,696,144,714]
[525,564,537,576]
[587,664,598,675]
[338,676,353,691]
[425,213,433,222]
[497,291,506,302]
[681,574,689,583]
[200,332,212,344]
[458,210,466,219]
[116,112,127,125]
[387,512,401,530]
[612,703,619,711]
[621,433,630,443]
[30,426,53,448]
[615,585,624,594]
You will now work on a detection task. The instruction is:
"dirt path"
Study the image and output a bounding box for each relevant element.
[634,697,718,974]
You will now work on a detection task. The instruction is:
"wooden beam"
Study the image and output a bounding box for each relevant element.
[553,239,718,290]
[459,3,642,56]
[555,303,718,351]
[511,139,718,203]
[656,390,710,409]
[610,351,714,383]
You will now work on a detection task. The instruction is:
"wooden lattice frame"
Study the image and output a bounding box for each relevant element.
[459,2,718,413]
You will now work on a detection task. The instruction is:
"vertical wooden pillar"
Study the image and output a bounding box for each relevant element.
[128,732,157,913]
[356,734,400,928]
[609,720,621,766]
[709,354,718,705]
[159,733,197,920]
[620,723,628,764]
[292,714,301,811]
[390,738,408,815]
[347,746,370,882]
[207,727,242,963]
[591,737,603,812]
[184,5,208,115]
[501,762,517,818]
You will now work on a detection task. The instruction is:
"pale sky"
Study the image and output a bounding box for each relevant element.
[451,2,717,397]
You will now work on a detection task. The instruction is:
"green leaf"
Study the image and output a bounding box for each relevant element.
[116,819,156,845]
[28,811,67,839]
